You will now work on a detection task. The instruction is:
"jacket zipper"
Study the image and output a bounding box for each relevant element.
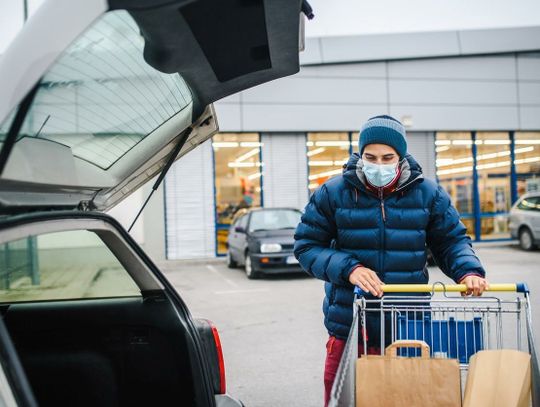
[378,188,386,277]
[355,175,422,278]
[379,189,386,222]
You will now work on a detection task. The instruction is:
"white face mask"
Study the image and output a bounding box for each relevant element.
[363,162,398,187]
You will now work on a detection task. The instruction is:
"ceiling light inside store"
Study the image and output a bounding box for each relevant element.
[235,148,260,162]
[515,140,540,145]
[436,147,534,167]
[476,161,510,170]
[213,142,239,148]
[247,172,263,180]
[482,140,511,145]
[228,162,263,168]
[515,157,540,165]
[309,161,335,166]
[436,146,450,153]
[240,142,263,147]
[307,147,326,157]
[436,166,474,176]
[308,183,319,189]
[308,168,342,180]
[436,156,540,176]
[315,141,351,147]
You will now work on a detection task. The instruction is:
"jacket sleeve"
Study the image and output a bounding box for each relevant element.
[426,185,486,282]
[293,184,360,285]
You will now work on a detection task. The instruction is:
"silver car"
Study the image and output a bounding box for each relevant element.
[509,192,540,250]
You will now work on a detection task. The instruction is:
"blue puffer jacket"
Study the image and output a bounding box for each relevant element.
[294,153,485,339]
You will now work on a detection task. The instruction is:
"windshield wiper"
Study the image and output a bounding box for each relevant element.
[0,82,40,176]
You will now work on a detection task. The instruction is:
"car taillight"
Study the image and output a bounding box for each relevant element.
[208,321,226,394]
[194,318,226,394]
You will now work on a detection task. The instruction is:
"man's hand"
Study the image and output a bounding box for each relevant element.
[349,266,384,297]
[460,275,490,296]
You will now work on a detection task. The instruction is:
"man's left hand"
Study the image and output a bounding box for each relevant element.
[460,275,489,296]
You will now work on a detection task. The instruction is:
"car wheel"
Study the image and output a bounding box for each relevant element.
[244,252,259,279]
[226,250,237,268]
[519,228,536,251]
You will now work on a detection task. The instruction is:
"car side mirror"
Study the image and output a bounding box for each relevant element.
[235,226,246,233]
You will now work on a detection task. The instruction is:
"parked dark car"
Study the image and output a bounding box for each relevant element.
[0,0,307,405]
[226,208,303,279]
[509,192,540,250]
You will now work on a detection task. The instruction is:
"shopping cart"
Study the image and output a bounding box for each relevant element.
[328,282,540,407]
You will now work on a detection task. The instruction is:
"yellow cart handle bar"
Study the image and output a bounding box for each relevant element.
[354,283,529,296]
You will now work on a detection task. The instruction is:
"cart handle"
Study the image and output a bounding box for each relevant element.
[354,282,529,296]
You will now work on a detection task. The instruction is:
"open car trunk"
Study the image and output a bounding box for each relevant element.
[0,212,222,407]
[4,297,195,407]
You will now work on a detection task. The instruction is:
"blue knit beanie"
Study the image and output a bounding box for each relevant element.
[359,115,407,158]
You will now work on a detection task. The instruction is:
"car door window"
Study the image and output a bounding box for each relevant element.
[518,197,540,211]
[0,230,140,303]
[531,197,540,211]
[238,215,249,231]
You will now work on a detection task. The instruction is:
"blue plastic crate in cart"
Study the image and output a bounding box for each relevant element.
[396,315,483,363]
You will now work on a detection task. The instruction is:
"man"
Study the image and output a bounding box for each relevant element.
[293,115,489,406]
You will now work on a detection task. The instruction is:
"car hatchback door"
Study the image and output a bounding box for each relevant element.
[0,0,306,213]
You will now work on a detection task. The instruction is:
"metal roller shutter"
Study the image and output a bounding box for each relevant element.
[261,133,309,210]
[406,131,437,181]
[164,140,215,259]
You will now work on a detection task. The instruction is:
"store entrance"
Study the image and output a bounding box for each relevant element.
[478,173,511,239]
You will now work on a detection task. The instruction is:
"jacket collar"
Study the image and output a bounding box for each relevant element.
[342,153,424,195]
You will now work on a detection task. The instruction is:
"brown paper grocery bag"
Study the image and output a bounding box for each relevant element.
[356,340,461,407]
[463,349,531,407]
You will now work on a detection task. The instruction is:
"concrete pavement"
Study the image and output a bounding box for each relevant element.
[159,244,540,407]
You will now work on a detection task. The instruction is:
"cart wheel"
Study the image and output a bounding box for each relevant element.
[519,227,536,251]
[226,250,237,268]
[245,252,259,279]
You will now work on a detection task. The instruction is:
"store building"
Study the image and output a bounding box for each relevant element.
[142,25,540,261]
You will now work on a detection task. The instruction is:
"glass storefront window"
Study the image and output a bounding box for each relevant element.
[515,132,540,197]
[351,132,360,154]
[307,132,351,191]
[476,132,511,239]
[435,132,475,237]
[213,133,262,254]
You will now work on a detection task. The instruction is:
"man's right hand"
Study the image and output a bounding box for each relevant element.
[348,266,384,297]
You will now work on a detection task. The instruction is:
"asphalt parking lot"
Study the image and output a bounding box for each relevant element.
[159,244,540,407]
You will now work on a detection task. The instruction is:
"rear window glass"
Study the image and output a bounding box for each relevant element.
[0,10,193,170]
[0,230,140,303]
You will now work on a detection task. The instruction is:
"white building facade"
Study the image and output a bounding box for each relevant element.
[142,26,540,260]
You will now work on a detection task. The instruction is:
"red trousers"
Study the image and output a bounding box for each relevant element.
[323,336,380,407]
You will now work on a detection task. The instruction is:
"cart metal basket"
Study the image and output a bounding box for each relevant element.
[328,282,540,407]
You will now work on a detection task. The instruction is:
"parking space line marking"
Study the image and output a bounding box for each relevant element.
[213,288,270,295]
[206,265,240,288]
